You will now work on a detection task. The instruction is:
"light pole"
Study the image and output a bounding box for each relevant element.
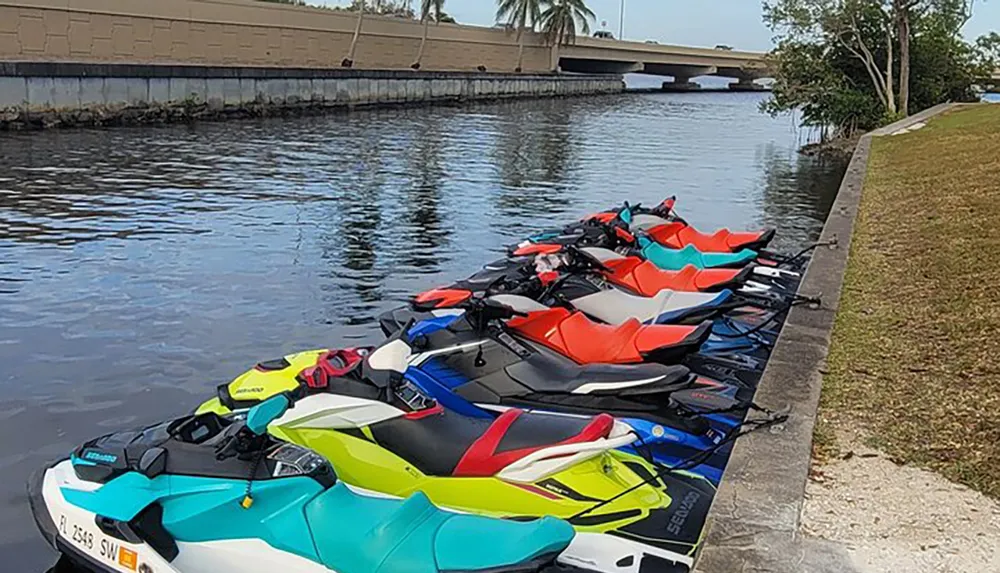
[618,0,625,40]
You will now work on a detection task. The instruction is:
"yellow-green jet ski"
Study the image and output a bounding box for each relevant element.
[197,339,716,573]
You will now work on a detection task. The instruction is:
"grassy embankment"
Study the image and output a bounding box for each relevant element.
[814,104,1000,497]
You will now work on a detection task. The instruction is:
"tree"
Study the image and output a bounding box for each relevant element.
[764,0,899,117]
[976,31,1000,71]
[763,0,988,136]
[895,0,974,116]
[343,0,367,67]
[539,0,595,46]
[497,0,543,72]
[894,0,915,116]
[412,0,447,70]
[340,0,416,67]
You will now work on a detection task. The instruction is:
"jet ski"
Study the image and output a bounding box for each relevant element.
[195,341,718,569]
[197,328,735,483]
[518,208,797,274]
[402,248,785,357]
[377,293,751,419]
[28,394,582,573]
[380,283,771,392]
[508,243,800,316]
[512,243,756,294]
[587,196,777,254]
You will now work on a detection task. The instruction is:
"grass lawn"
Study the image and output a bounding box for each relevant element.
[815,104,1000,497]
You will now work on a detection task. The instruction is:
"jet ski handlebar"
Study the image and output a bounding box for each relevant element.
[463,296,530,323]
[213,394,292,460]
[562,244,612,273]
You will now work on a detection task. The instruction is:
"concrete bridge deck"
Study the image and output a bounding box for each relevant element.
[559,37,768,88]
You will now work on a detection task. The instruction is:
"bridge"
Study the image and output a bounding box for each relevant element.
[557,37,770,90]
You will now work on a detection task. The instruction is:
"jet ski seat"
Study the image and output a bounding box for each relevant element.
[306,485,574,573]
[506,308,710,365]
[601,257,749,295]
[569,288,735,326]
[638,239,758,271]
[645,221,776,253]
[369,406,614,478]
[490,291,732,327]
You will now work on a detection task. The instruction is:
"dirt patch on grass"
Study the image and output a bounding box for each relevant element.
[816,104,1000,496]
[804,430,1000,573]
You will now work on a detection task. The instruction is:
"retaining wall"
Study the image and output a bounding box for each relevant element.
[0,0,554,72]
[0,63,624,129]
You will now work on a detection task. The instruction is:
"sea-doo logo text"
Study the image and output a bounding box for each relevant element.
[235,387,265,395]
[542,482,571,497]
[84,451,117,464]
[666,491,702,535]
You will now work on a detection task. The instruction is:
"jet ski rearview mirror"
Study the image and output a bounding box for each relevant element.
[412,288,473,311]
[617,205,634,225]
[214,395,291,461]
[246,394,291,436]
[138,447,167,479]
[365,338,413,381]
[479,297,529,319]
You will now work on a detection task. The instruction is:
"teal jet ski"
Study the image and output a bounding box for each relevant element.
[637,237,758,271]
[28,394,580,573]
[517,216,759,272]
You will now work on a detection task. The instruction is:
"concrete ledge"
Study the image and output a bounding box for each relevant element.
[0,64,624,129]
[0,61,594,81]
[869,102,958,136]
[692,104,963,573]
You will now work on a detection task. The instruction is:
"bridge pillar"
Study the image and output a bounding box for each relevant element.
[661,77,701,91]
[729,77,766,91]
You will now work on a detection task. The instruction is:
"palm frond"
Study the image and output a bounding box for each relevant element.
[539,0,595,45]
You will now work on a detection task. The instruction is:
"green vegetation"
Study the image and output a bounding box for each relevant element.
[762,0,998,138]
[413,0,449,69]
[540,0,595,46]
[817,104,1000,497]
[496,0,543,72]
[495,0,596,71]
[256,0,414,14]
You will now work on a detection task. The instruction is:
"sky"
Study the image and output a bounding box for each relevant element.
[322,0,999,52]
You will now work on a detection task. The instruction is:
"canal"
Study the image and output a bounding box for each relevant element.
[0,91,848,570]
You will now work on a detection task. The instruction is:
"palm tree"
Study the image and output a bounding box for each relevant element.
[412,0,446,70]
[343,0,368,67]
[539,0,594,47]
[496,0,542,72]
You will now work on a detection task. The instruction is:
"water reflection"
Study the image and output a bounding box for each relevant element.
[402,120,449,272]
[492,103,579,223]
[0,92,846,572]
[756,142,845,251]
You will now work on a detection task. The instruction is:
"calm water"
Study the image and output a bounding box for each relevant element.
[0,91,847,569]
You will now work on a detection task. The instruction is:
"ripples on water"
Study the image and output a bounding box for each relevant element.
[0,91,847,569]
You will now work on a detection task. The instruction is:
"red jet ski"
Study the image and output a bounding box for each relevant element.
[413,288,713,366]
[511,243,751,295]
[587,197,776,254]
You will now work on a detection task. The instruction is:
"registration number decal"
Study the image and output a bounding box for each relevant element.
[58,514,139,570]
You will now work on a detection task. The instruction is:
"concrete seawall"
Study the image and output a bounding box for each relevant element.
[0,63,623,129]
